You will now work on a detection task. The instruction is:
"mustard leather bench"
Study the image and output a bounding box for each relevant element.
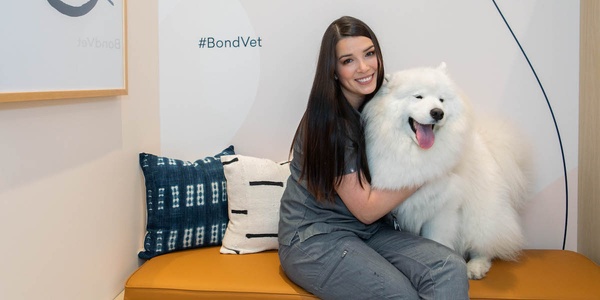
[131,151,600,299]
[124,247,600,300]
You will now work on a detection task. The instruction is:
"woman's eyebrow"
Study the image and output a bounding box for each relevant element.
[338,53,353,60]
[363,45,375,53]
[338,44,375,61]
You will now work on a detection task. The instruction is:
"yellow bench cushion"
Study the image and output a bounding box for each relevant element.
[469,249,600,299]
[124,247,600,300]
[125,246,316,300]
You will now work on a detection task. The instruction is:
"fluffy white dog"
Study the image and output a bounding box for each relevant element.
[363,63,533,279]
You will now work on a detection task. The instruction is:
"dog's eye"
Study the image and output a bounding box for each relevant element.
[414,95,423,99]
[439,98,444,102]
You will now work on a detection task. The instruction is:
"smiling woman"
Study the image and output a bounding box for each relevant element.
[335,36,378,109]
[277,16,470,299]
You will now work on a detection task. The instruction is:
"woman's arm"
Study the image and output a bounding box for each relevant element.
[335,171,417,224]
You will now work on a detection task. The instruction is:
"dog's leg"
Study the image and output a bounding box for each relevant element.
[420,204,459,251]
[466,254,492,280]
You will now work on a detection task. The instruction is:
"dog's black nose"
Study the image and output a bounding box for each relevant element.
[430,108,444,121]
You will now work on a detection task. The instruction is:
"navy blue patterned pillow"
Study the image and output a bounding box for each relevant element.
[138,145,235,259]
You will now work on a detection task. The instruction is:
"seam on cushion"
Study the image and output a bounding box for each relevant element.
[124,286,317,298]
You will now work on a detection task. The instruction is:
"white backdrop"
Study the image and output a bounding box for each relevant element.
[158,0,579,251]
[0,0,125,92]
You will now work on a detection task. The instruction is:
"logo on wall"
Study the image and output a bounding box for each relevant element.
[48,0,114,17]
[198,36,263,49]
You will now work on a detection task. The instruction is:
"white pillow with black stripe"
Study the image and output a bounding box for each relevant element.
[219,154,290,254]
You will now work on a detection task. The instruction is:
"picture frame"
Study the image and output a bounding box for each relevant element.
[0,0,128,103]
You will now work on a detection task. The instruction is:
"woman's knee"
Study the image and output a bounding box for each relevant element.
[440,251,468,276]
[430,250,469,298]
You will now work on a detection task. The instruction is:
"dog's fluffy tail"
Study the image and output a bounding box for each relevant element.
[476,116,534,212]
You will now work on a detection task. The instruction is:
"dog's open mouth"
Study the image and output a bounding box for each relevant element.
[409,117,435,150]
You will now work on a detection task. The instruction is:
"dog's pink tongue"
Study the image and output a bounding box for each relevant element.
[415,122,435,149]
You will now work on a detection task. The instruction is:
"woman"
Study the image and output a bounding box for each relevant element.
[278,16,469,299]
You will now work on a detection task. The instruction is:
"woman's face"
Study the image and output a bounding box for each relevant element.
[335,36,378,109]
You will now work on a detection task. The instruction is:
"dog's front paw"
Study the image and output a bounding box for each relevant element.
[467,257,492,280]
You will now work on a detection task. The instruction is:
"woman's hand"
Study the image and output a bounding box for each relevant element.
[335,171,418,224]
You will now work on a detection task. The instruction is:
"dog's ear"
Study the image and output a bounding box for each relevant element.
[437,62,448,73]
[375,73,393,95]
[384,73,392,84]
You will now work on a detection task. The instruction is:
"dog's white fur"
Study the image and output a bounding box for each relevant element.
[363,63,533,279]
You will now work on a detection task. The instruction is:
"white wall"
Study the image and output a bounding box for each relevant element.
[0,1,580,299]
[0,0,159,299]
[159,0,580,251]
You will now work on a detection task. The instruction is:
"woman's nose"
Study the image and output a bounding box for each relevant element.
[357,59,369,72]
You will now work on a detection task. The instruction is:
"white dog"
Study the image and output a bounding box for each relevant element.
[362,63,533,279]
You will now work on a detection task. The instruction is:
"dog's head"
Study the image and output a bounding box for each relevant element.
[367,62,467,150]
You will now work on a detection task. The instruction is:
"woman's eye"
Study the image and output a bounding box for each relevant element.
[342,58,353,65]
[366,51,376,57]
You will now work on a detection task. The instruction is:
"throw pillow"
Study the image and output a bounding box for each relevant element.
[138,145,235,259]
[219,154,291,254]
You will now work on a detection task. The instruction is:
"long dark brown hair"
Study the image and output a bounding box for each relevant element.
[293,16,385,203]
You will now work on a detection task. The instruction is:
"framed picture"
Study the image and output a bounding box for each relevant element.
[0,0,128,103]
